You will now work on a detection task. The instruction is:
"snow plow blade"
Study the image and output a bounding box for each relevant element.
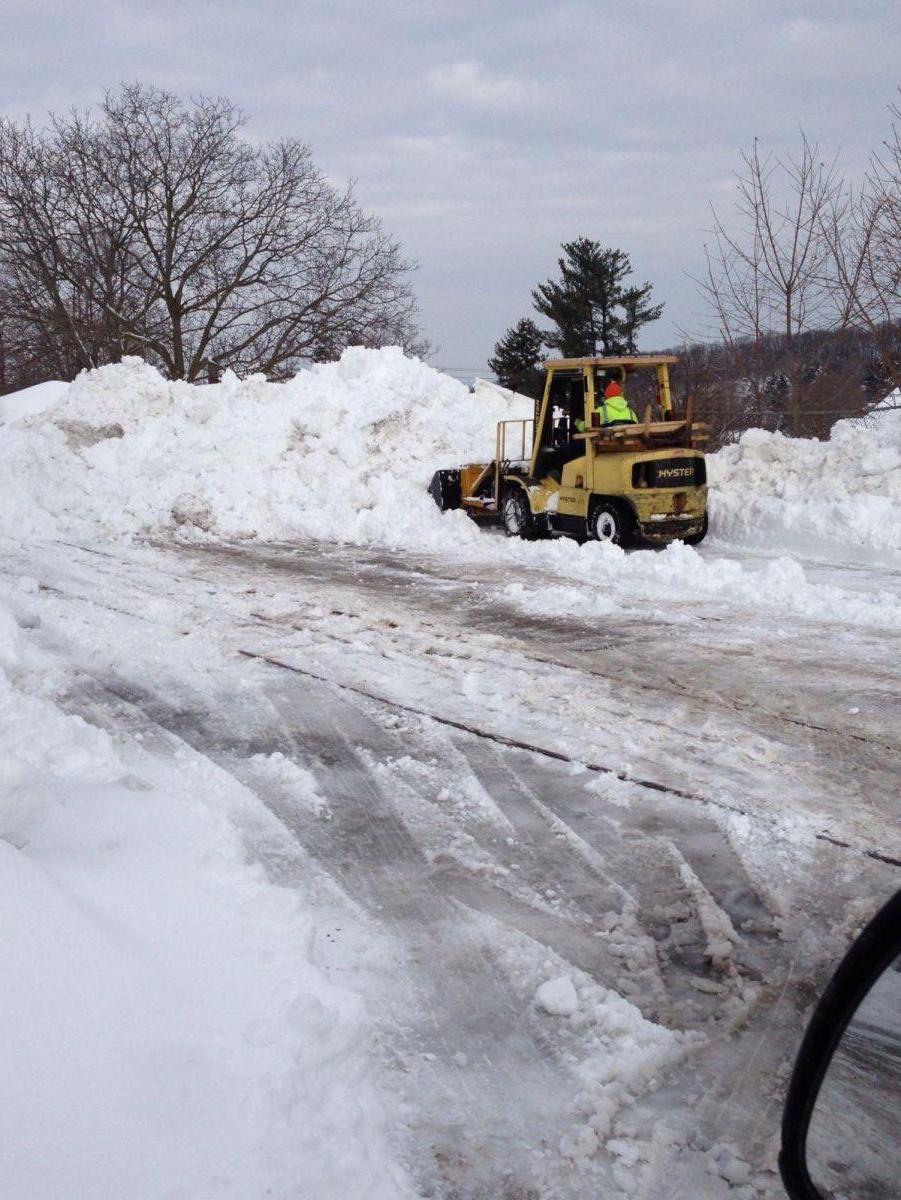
[428,469,462,512]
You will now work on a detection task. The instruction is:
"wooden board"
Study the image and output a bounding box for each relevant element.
[543,355,680,370]
[574,420,708,440]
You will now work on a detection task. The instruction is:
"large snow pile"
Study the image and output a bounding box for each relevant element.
[709,405,901,557]
[0,350,528,550]
[3,349,900,624]
[5,351,899,564]
[0,584,414,1200]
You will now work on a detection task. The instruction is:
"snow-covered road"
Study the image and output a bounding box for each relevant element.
[2,533,898,1199]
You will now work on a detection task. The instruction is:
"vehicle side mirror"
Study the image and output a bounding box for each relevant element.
[779,890,901,1198]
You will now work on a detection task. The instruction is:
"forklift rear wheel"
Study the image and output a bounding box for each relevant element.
[588,503,627,546]
[502,489,535,539]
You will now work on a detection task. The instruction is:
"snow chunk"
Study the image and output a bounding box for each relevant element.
[502,535,901,627]
[250,751,332,819]
[535,974,580,1016]
[0,604,22,673]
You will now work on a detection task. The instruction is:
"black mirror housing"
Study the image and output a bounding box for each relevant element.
[779,889,901,1198]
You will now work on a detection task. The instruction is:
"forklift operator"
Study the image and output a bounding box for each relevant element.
[576,380,638,431]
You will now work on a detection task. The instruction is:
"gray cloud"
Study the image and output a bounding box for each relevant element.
[1,0,898,376]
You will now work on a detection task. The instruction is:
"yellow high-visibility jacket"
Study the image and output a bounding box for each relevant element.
[576,394,638,431]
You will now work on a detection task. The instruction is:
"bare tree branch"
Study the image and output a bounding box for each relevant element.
[0,84,427,389]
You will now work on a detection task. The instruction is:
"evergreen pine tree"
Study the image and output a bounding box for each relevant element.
[488,318,545,397]
[620,284,665,354]
[532,238,663,356]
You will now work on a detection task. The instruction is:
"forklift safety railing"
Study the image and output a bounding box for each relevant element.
[494,419,534,507]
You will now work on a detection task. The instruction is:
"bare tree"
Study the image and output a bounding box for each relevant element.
[698,133,867,435]
[0,84,425,388]
[862,95,901,348]
[820,96,901,393]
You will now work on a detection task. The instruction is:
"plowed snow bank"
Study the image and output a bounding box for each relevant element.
[4,351,899,561]
[2,350,899,625]
[0,350,527,549]
[709,405,901,557]
[0,588,414,1200]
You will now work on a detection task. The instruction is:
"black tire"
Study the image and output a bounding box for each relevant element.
[587,501,629,546]
[502,488,536,539]
[682,511,709,546]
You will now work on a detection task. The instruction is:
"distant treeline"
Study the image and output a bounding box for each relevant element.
[664,322,901,446]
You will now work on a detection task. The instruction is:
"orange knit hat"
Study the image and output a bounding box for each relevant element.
[604,380,623,399]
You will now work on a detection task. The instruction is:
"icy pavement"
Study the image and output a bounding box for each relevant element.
[1,534,898,1199]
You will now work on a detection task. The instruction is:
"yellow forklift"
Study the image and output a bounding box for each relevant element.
[429,355,708,546]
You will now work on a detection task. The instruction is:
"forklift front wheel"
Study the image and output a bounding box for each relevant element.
[502,489,535,539]
[588,503,628,546]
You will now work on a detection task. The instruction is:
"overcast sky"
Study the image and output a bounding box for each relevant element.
[2,0,899,378]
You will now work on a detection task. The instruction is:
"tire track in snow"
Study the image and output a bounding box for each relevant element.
[56,537,901,753]
[64,667,782,1194]
[67,670,609,1199]
[238,647,901,872]
[41,539,901,769]
[455,742,779,988]
[8,543,900,869]
[12,539,898,1197]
